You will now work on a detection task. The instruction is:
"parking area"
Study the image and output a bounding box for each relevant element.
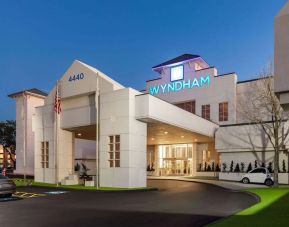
[0,180,258,227]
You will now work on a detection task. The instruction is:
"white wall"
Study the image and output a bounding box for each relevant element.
[99,88,147,188]
[216,122,289,170]
[145,61,238,125]
[15,94,45,176]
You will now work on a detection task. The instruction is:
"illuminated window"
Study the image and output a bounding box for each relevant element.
[175,100,195,114]
[41,141,49,168]
[219,102,228,121]
[202,104,210,120]
[108,135,120,168]
[170,65,184,81]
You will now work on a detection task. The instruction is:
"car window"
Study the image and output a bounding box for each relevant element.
[261,169,266,174]
[251,168,264,173]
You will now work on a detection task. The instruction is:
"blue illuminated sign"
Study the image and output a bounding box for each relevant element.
[68,73,85,82]
[149,75,211,96]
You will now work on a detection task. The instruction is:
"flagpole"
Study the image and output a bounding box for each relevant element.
[95,75,100,189]
[54,81,59,186]
[22,92,27,185]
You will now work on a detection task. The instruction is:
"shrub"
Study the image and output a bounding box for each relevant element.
[222,163,227,172]
[207,164,212,172]
[247,162,253,172]
[240,162,245,173]
[261,162,265,168]
[199,163,202,171]
[234,163,240,173]
[230,161,234,172]
[216,163,221,172]
[74,163,80,172]
[204,162,207,171]
[254,160,258,169]
[282,159,286,173]
[212,162,215,171]
[267,162,273,173]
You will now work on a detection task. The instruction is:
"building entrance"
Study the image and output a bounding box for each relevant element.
[157,144,193,176]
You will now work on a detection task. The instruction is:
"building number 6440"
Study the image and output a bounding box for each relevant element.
[68,73,85,82]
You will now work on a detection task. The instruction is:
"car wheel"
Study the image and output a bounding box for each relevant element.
[242,177,250,184]
[265,179,273,186]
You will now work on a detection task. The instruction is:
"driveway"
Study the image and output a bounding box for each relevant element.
[0,180,258,227]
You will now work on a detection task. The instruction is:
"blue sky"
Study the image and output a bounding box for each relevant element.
[0,0,287,120]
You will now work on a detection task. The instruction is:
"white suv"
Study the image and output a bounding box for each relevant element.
[241,167,273,186]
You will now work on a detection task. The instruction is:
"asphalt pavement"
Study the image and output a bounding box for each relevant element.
[0,179,258,227]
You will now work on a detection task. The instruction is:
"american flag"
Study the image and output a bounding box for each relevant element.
[54,83,61,114]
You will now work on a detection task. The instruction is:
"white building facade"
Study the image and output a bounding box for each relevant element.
[9,1,289,188]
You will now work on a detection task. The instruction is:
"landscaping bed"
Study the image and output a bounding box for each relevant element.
[13,179,157,192]
[210,188,289,226]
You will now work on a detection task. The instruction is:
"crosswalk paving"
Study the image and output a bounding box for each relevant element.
[13,192,46,198]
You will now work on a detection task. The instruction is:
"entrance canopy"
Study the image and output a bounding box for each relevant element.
[147,121,214,145]
[135,94,219,139]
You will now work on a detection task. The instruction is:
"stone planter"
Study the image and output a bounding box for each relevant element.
[194,172,219,177]
[278,173,289,184]
[219,172,245,181]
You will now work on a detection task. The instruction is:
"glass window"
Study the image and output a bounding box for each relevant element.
[175,101,195,114]
[202,104,210,120]
[219,102,228,122]
[251,168,264,173]
[171,65,184,81]
[41,141,49,169]
[108,135,120,168]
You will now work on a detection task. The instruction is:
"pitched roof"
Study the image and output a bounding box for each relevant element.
[8,88,48,98]
[152,54,200,69]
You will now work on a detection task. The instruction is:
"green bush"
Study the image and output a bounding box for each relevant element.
[247,162,253,172]
[234,163,240,173]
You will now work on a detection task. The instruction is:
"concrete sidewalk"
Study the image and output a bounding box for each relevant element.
[147,176,268,191]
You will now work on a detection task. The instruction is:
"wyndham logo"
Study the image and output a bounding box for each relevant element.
[149,75,211,96]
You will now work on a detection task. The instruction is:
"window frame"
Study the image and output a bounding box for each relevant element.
[41,141,49,168]
[108,135,121,168]
[175,100,196,114]
[201,104,210,120]
[219,102,228,122]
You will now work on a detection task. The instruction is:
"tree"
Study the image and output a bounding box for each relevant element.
[254,160,258,169]
[0,120,16,168]
[247,163,253,172]
[222,163,227,172]
[282,159,286,173]
[241,162,245,173]
[238,64,289,187]
[230,160,234,172]
[234,163,240,173]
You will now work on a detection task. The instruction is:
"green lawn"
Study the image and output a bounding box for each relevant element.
[13,179,156,191]
[211,188,289,227]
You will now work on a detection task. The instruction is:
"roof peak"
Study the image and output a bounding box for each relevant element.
[8,88,48,98]
[152,54,201,69]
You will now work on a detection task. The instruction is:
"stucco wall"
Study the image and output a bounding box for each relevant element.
[145,61,237,125]
[15,94,45,176]
[99,88,147,188]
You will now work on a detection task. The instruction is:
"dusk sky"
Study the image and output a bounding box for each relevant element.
[0,0,287,120]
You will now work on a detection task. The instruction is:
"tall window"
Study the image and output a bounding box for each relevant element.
[41,141,49,168]
[175,100,196,114]
[219,102,228,121]
[202,104,210,120]
[108,135,120,168]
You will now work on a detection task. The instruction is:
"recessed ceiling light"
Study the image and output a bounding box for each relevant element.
[151,138,155,140]
[77,133,82,136]
[181,136,184,138]
[194,139,198,142]
[164,131,168,134]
